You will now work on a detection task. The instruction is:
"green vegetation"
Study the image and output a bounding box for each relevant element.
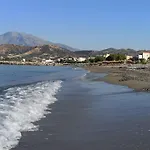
[3,57,22,61]
[88,54,126,63]
[88,58,95,63]
[94,56,105,62]
[88,56,105,63]
[106,54,126,61]
[140,58,147,64]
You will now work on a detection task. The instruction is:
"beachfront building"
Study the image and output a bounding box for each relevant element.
[22,59,26,62]
[73,57,78,61]
[103,53,110,58]
[126,55,133,60]
[45,59,54,63]
[77,57,86,62]
[138,52,150,60]
[42,59,54,64]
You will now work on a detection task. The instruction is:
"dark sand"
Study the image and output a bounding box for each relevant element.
[13,77,150,150]
[85,65,150,91]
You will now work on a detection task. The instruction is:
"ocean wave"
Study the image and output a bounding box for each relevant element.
[0,80,62,150]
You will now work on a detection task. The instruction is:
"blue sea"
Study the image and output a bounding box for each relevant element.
[0,65,89,150]
[0,65,150,150]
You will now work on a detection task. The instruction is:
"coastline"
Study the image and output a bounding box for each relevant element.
[84,65,150,92]
[1,61,150,92]
[0,61,65,66]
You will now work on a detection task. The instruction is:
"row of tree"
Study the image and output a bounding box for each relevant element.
[88,54,126,63]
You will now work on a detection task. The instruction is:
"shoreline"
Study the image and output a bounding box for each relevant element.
[84,65,150,92]
[0,61,87,66]
[0,61,63,66]
[1,61,150,92]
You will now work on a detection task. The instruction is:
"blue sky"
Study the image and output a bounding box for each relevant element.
[0,0,150,50]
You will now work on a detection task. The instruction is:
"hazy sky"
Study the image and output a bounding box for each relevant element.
[0,0,150,50]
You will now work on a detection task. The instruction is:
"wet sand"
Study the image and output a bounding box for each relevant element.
[85,65,150,91]
[13,77,150,150]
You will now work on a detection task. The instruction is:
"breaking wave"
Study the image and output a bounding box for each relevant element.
[0,80,62,150]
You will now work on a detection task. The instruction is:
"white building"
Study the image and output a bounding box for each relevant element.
[138,52,150,60]
[77,57,86,62]
[126,55,133,60]
[45,59,54,63]
[42,59,54,64]
[68,57,73,61]
[103,53,110,58]
[22,59,26,62]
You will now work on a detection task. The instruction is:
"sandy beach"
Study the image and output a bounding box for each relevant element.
[84,65,150,91]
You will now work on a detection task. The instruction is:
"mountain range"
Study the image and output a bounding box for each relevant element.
[0,32,144,59]
[0,44,140,60]
[0,44,76,59]
[0,32,78,51]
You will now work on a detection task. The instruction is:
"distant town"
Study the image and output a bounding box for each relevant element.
[0,49,150,66]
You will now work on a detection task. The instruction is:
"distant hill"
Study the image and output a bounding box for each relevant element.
[75,48,138,57]
[0,32,78,51]
[0,44,33,56]
[0,43,141,60]
[21,45,76,59]
[74,50,94,57]
[95,48,137,55]
[55,43,79,51]
[0,44,76,59]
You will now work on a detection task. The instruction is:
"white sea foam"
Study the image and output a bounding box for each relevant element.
[0,80,62,150]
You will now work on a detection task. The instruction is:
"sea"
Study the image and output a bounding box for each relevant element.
[0,65,150,150]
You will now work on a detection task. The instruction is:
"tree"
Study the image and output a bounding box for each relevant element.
[88,58,95,63]
[106,54,126,61]
[94,56,105,62]
[116,54,126,61]
[106,54,115,61]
